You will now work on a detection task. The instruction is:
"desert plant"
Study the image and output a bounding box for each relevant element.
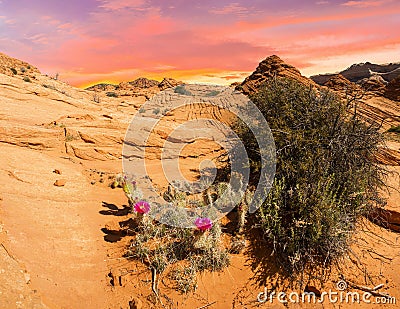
[234,77,387,276]
[152,108,161,115]
[205,90,220,97]
[42,84,53,90]
[106,91,118,98]
[169,266,198,293]
[65,134,77,142]
[174,85,192,96]
[120,175,230,294]
[10,67,17,75]
[93,93,100,103]
[20,67,27,73]
[387,125,400,133]
[23,77,31,83]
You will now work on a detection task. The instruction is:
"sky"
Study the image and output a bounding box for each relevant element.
[0,0,399,88]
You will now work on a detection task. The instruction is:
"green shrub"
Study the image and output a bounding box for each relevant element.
[23,77,31,83]
[235,78,386,275]
[106,91,118,98]
[174,85,192,96]
[387,125,400,133]
[42,84,56,90]
[205,90,220,97]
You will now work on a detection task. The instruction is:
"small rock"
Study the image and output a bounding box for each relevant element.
[53,169,62,175]
[91,180,96,185]
[129,297,143,309]
[305,285,321,297]
[54,179,66,187]
[23,272,31,284]
[99,178,104,183]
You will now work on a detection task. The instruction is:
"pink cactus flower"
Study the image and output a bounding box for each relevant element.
[134,200,151,214]
[194,217,213,232]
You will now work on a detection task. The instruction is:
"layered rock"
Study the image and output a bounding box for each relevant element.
[311,61,400,84]
[158,77,182,90]
[236,55,316,94]
[358,75,387,95]
[384,76,400,101]
[323,74,360,92]
[0,52,40,83]
[128,77,159,88]
[87,77,182,100]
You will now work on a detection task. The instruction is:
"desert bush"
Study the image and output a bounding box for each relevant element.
[20,67,27,73]
[120,176,230,294]
[42,84,56,90]
[234,77,386,275]
[23,76,31,83]
[93,93,100,103]
[205,90,220,97]
[387,125,400,133]
[174,85,192,96]
[10,67,17,75]
[106,91,118,98]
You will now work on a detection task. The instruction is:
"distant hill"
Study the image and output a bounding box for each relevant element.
[86,77,182,99]
[311,62,400,84]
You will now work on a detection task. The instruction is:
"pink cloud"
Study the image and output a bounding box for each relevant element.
[98,0,146,11]
[209,3,250,16]
[1,0,399,87]
[342,0,392,8]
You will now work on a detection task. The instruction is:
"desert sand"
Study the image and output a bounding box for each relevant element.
[0,53,399,308]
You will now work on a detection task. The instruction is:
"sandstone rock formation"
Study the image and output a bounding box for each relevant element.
[358,75,387,94]
[0,52,40,77]
[1,51,400,309]
[385,76,400,101]
[311,61,400,84]
[158,77,182,90]
[236,55,316,94]
[86,77,183,100]
[322,74,360,92]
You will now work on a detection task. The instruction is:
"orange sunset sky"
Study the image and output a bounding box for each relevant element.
[0,0,399,88]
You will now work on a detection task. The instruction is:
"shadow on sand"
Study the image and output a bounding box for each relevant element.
[100,201,134,242]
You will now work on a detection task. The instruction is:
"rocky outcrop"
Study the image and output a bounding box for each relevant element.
[86,83,117,92]
[128,77,159,88]
[87,77,182,99]
[237,55,316,94]
[311,62,400,84]
[369,207,400,233]
[158,77,182,90]
[0,52,40,77]
[323,74,360,92]
[358,75,387,94]
[384,76,400,101]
